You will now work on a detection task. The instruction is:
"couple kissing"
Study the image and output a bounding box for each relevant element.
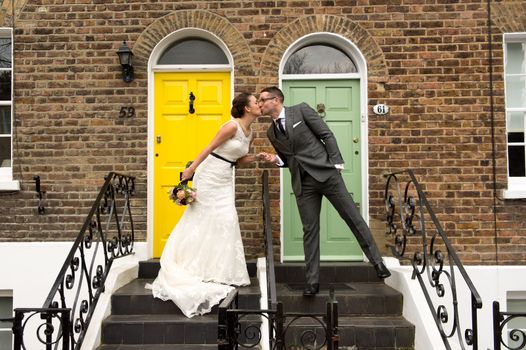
[147,87,390,318]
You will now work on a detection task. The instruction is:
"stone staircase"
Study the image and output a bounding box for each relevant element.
[96,260,414,349]
[275,262,415,350]
[96,259,260,350]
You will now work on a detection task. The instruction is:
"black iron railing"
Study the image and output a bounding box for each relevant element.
[262,170,277,310]
[217,170,339,349]
[217,289,265,348]
[262,169,278,349]
[11,308,71,350]
[217,288,339,350]
[385,169,482,350]
[9,172,135,350]
[493,301,526,350]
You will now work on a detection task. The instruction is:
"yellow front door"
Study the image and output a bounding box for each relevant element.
[153,72,231,257]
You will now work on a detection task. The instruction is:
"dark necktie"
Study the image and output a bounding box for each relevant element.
[276,118,286,135]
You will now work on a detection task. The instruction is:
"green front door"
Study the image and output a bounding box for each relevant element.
[282,79,363,261]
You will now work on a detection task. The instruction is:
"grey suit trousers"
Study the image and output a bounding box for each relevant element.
[295,169,383,285]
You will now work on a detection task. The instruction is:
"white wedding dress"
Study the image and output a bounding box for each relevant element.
[147,121,251,318]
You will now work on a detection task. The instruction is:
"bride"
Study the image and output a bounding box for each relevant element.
[147,92,261,318]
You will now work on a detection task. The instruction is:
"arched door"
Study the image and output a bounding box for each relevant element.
[281,43,364,261]
[153,38,232,257]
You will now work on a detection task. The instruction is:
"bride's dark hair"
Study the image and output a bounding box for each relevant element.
[231,92,252,119]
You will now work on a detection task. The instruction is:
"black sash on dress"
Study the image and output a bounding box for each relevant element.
[210,152,237,167]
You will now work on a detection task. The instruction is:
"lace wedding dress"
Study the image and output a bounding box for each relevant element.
[147,121,251,318]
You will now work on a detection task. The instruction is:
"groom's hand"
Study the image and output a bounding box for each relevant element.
[256,152,268,161]
[268,154,278,163]
[258,152,277,163]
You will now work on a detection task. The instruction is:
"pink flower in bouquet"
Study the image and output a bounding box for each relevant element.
[176,190,186,200]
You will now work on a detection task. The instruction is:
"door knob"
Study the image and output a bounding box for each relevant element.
[353,137,359,143]
[156,135,161,144]
[316,103,326,118]
[189,92,195,114]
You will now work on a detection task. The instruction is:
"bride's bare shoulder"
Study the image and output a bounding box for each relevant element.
[218,120,238,137]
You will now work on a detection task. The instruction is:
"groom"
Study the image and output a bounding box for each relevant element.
[258,86,390,296]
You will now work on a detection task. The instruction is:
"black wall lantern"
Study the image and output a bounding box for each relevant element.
[116,41,134,82]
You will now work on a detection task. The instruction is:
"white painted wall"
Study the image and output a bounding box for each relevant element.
[384,258,526,350]
[0,241,148,349]
[257,257,269,350]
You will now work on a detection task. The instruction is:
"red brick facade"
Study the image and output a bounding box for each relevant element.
[1,0,525,264]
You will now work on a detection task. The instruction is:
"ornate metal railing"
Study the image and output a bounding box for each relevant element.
[493,301,526,350]
[10,308,71,350]
[217,170,339,349]
[9,172,135,350]
[217,288,339,350]
[385,169,483,350]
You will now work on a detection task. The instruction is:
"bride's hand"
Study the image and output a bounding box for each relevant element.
[181,168,194,181]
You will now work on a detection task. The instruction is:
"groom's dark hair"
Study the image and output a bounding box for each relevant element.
[260,86,284,103]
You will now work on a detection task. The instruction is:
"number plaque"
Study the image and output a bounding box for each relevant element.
[373,104,389,115]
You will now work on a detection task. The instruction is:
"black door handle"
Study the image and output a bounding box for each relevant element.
[189,92,195,114]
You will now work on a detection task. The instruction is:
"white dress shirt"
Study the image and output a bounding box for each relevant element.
[273,109,343,169]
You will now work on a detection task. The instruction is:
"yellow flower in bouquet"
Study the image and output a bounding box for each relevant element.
[169,182,197,206]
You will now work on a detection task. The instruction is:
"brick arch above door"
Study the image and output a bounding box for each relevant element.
[257,14,389,86]
[133,9,254,71]
[2,0,28,25]
[492,2,526,33]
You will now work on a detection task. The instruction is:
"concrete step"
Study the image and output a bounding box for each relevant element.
[101,313,261,345]
[139,259,258,279]
[274,262,386,284]
[112,278,260,316]
[276,281,403,316]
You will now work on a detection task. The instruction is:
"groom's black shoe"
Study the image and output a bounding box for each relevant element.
[303,283,319,296]
[374,262,391,279]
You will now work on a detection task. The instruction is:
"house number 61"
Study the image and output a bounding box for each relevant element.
[373,104,389,115]
[119,106,135,118]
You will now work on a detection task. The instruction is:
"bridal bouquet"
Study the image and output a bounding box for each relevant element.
[169,182,197,206]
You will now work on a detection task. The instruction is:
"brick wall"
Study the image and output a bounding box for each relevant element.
[0,0,525,264]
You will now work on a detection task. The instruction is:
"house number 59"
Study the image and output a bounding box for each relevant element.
[119,106,135,118]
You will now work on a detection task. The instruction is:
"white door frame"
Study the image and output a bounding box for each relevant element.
[278,32,370,262]
[146,28,235,258]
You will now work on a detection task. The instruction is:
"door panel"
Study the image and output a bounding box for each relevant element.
[282,80,363,261]
[153,72,230,257]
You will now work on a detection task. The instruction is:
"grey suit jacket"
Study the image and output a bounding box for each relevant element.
[267,103,344,195]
